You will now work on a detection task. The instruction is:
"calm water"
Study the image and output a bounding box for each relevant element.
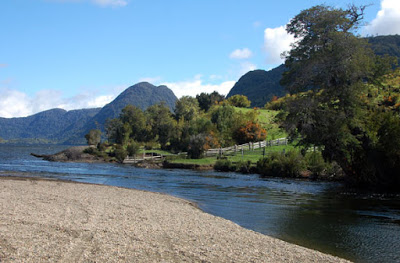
[0,145,399,263]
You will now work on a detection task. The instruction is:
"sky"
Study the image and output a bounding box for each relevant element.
[1,0,399,118]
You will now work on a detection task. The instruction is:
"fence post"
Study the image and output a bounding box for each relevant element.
[263,146,265,157]
[241,148,244,158]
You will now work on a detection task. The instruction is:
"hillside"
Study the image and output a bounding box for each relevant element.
[227,35,400,108]
[227,65,286,107]
[0,82,178,144]
[0,108,101,143]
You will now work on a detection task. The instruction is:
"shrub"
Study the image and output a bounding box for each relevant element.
[235,160,252,173]
[305,151,330,177]
[214,159,234,172]
[114,145,128,163]
[257,150,305,177]
[187,134,206,159]
[127,141,140,157]
[227,95,251,108]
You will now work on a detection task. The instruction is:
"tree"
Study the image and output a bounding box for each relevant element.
[233,121,267,144]
[146,102,175,149]
[85,129,101,146]
[174,96,200,121]
[119,105,148,142]
[105,118,124,144]
[196,91,225,112]
[226,95,251,108]
[280,5,397,189]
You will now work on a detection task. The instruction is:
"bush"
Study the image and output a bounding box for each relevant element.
[144,141,158,150]
[235,160,252,173]
[127,141,140,157]
[257,150,304,177]
[305,151,330,177]
[114,146,128,163]
[187,134,206,159]
[214,159,234,172]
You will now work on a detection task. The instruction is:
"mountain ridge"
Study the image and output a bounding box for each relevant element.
[0,82,177,144]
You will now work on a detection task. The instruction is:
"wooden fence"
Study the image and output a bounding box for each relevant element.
[123,137,288,163]
[204,138,288,157]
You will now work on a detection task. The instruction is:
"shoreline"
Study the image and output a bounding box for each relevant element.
[0,175,350,262]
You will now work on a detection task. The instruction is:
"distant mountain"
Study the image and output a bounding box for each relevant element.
[86,82,177,130]
[227,35,400,108]
[0,108,100,143]
[367,34,400,65]
[0,82,177,144]
[227,65,286,107]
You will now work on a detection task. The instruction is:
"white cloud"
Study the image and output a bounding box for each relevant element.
[162,76,235,98]
[363,0,400,36]
[0,87,123,118]
[229,48,253,59]
[264,25,295,64]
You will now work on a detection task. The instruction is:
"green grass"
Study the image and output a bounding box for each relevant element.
[234,107,287,140]
[167,143,297,166]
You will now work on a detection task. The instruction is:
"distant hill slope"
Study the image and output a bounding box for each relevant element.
[0,82,177,144]
[0,108,101,143]
[87,82,177,129]
[227,65,286,107]
[367,34,400,64]
[227,35,400,108]
[65,82,178,144]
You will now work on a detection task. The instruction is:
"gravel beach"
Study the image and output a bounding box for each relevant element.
[0,177,350,262]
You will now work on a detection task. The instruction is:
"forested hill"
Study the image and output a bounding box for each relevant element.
[0,108,101,143]
[227,35,400,108]
[367,34,400,64]
[0,82,177,144]
[86,82,177,129]
[227,65,286,107]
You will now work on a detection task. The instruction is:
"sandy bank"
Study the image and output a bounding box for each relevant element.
[0,177,350,262]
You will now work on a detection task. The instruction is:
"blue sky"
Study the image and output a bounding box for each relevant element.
[1,0,399,117]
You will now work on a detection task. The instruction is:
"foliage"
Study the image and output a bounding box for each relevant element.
[174,96,200,121]
[233,121,267,144]
[187,134,207,159]
[226,95,251,108]
[305,151,331,177]
[196,91,225,112]
[145,102,175,149]
[119,105,148,142]
[257,150,305,177]
[85,129,102,146]
[214,159,234,172]
[280,4,399,189]
[127,141,140,157]
[113,145,128,163]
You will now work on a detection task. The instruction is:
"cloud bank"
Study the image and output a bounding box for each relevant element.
[363,0,400,36]
[264,25,295,64]
[0,88,121,118]
[162,76,235,98]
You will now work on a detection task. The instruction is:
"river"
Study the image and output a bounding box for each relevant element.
[0,144,399,263]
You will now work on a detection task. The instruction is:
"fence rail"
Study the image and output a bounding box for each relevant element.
[205,138,288,157]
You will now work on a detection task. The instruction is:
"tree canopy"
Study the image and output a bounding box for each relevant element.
[280,5,399,190]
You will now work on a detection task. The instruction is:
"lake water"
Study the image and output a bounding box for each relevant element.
[0,144,399,263]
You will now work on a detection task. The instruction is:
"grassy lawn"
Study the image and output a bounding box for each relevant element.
[166,143,297,166]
